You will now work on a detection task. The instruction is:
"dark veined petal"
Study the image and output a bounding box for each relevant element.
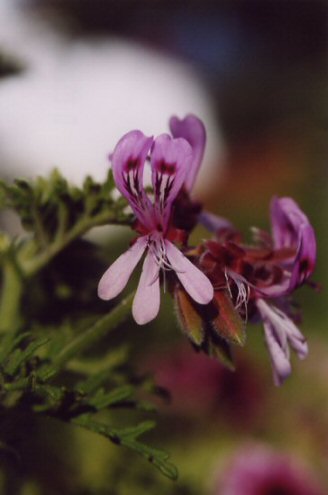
[169,114,206,191]
[98,236,147,300]
[271,196,304,248]
[112,130,154,229]
[165,240,214,305]
[270,196,316,290]
[290,222,317,291]
[132,251,161,325]
[150,134,192,231]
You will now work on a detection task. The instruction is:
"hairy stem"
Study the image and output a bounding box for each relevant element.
[20,210,131,278]
[40,292,134,379]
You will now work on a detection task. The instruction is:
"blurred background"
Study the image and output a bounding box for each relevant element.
[0,1,327,494]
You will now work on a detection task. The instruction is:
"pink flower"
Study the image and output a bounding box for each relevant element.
[98,119,213,325]
[169,114,206,192]
[215,444,326,495]
[143,343,266,424]
[255,197,316,385]
[270,196,317,292]
[198,197,317,385]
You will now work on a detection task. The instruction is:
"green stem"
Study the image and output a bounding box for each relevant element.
[32,202,49,248]
[0,259,23,333]
[40,292,134,379]
[20,211,130,278]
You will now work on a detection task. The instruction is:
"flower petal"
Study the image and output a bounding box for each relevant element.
[98,236,147,300]
[257,299,308,385]
[270,196,316,290]
[132,251,161,325]
[263,319,292,386]
[165,240,214,305]
[290,223,317,291]
[112,130,154,229]
[151,133,192,231]
[271,196,303,248]
[198,210,234,234]
[169,114,206,191]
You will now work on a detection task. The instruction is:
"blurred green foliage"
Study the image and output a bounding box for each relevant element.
[0,170,178,493]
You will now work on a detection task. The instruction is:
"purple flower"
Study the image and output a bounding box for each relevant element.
[170,114,235,233]
[169,114,206,192]
[215,444,326,495]
[256,299,308,386]
[198,197,317,385]
[98,121,213,325]
[255,197,316,385]
[270,196,317,292]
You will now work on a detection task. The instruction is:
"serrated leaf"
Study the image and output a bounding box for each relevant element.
[76,369,119,395]
[134,400,157,412]
[99,170,115,198]
[72,416,178,480]
[66,345,129,377]
[0,331,30,363]
[89,385,135,410]
[121,438,178,480]
[32,384,66,412]
[212,290,246,346]
[116,420,156,440]
[5,337,49,375]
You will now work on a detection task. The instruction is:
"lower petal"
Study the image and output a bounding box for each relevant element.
[263,321,292,386]
[98,236,147,300]
[132,252,161,325]
[165,240,213,305]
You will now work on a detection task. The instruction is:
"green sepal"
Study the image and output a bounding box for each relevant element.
[175,288,204,345]
[212,290,246,346]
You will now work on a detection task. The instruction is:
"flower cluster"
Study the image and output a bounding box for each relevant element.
[98,115,317,385]
[191,195,317,385]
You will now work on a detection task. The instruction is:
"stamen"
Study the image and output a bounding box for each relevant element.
[225,269,250,322]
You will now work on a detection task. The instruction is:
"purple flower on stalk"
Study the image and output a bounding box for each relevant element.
[98,118,213,325]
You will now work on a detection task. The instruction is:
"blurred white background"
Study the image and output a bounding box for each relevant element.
[0,0,224,192]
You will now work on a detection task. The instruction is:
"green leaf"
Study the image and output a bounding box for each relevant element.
[0,331,30,363]
[88,385,135,410]
[4,337,49,376]
[32,384,66,412]
[73,416,178,480]
[66,345,129,377]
